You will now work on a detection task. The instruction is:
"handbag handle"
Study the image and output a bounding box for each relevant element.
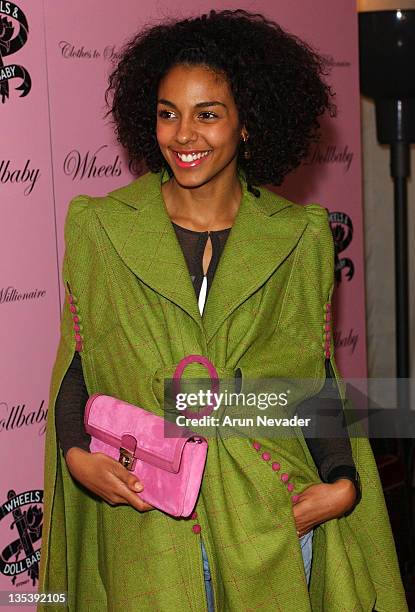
[172,354,219,418]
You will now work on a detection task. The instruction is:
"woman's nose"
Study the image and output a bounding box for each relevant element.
[175,118,197,144]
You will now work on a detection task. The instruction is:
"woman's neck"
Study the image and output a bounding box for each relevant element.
[161,169,242,232]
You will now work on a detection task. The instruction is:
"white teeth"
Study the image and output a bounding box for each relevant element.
[177,151,210,162]
[182,154,195,162]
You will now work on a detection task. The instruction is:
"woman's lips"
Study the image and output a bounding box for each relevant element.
[171,150,212,169]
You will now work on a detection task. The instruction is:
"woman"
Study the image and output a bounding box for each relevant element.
[38,10,407,611]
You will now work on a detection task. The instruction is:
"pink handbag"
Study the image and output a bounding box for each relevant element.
[83,355,218,517]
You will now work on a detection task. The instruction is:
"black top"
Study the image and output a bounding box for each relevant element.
[55,221,356,483]
[171,221,230,298]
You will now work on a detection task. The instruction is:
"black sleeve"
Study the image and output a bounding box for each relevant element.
[55,351,91,458]
[300,359,356,482]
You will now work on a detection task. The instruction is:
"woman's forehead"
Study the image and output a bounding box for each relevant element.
[158,64,231,98]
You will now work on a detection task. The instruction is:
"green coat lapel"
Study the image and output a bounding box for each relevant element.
[202,180,308,342]
[96,171,308,342]
[95,172,204,330]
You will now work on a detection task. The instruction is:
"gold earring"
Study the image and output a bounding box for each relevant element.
[242,134,251,160]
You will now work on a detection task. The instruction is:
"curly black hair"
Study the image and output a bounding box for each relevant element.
[106,9,335,192]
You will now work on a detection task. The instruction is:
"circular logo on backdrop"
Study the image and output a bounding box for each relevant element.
[0,2,31,104]
[0,489,43,587]
[329,211,355,285]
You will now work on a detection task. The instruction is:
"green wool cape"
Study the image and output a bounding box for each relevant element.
[38,171,407,611]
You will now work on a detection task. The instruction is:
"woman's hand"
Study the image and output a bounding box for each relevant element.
[292,479,356,537]
[65,447,154,512]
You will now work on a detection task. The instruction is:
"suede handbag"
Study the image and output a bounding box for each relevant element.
[83,355,217,517]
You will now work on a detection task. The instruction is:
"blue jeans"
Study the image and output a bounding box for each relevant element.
[201,530,313,611]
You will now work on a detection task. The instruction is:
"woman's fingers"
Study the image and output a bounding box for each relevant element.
[292,481,356,534]
[113,463,144,493]
[293,500,315,535]
[107,481,155,512]
[292,485,325,533]
[101,484,154,512]
[65,449,154,512]
[103,457,155,511]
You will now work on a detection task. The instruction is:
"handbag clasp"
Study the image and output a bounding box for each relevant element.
[189,436,204,444]
[119,447,136,471]
[118,434,137,470]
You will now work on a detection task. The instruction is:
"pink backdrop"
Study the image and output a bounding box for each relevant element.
[0,0,364,605]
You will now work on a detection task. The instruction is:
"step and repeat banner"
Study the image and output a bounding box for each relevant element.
[0,0,364,606]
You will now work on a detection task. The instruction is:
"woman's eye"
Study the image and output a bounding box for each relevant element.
[158,109,176,119]
[198,111,218,120]
[157,109,219,120]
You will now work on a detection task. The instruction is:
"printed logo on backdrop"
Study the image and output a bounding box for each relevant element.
[0,489,43,587]
[306,145,354,172]
[0,159,40,195]
[0,400,47,436]
[0,2,31,104]
[329,211,358,354]
[0,286,46,304]
[63,144,123,180]
[59,40,122,62]
[323,54,351,69]
[329,211,354,285]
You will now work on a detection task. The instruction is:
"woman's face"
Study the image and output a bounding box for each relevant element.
[156,64,243,189]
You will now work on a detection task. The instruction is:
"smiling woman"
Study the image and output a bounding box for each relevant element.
[39,8,407,612]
